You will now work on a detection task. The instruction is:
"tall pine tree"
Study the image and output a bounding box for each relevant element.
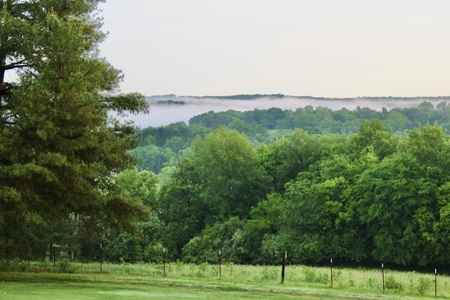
[0,0,149,258]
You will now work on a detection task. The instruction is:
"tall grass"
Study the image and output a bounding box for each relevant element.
[1,260,448,298]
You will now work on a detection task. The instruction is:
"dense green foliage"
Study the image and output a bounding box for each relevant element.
[130,112,450,268]
[5,88,450,267]
[0,0,149,260]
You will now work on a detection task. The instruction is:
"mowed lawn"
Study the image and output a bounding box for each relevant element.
[0,274,347,300]
[0,282,302,300]
[0,270,441,300]
[0,277,345,300]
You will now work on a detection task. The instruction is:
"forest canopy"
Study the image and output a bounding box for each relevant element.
[125,115,450,267]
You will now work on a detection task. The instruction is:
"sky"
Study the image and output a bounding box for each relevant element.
[98,0,450,98]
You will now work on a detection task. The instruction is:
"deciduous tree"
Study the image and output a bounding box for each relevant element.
[191,126,268,222]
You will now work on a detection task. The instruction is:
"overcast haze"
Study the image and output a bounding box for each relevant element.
[99,0,450,98]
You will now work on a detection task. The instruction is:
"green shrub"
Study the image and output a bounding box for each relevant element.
[261,266,277,281]
[385,275,403,291]
[302,267,328,284]
[0,260,20,272]
[416,276,430,295]
[366,277,379,289]
[57,262,75,274]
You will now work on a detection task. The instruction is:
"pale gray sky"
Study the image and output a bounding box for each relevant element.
[99,0,450,98]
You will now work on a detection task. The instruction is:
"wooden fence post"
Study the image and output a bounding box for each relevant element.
[219,249,222,279]
[281,251,287,284]
[435,268,438,297]
[330,258,333,288]
[163,247,166,277]
[100,243,103,272]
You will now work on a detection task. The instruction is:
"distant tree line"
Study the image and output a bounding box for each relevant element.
[134,101,450,174]
[189,101,450,134]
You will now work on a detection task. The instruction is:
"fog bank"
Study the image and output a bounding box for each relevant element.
[125,96,450,128]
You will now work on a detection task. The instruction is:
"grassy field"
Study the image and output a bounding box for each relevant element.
[0,261,448,299]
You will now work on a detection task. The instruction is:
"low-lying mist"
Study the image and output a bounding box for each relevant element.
[126,95,450,128]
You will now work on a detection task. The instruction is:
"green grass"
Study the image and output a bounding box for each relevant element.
[0,262,448,299]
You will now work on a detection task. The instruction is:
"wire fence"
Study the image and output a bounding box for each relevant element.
[6,245,448,298]
[8,259,447,298]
